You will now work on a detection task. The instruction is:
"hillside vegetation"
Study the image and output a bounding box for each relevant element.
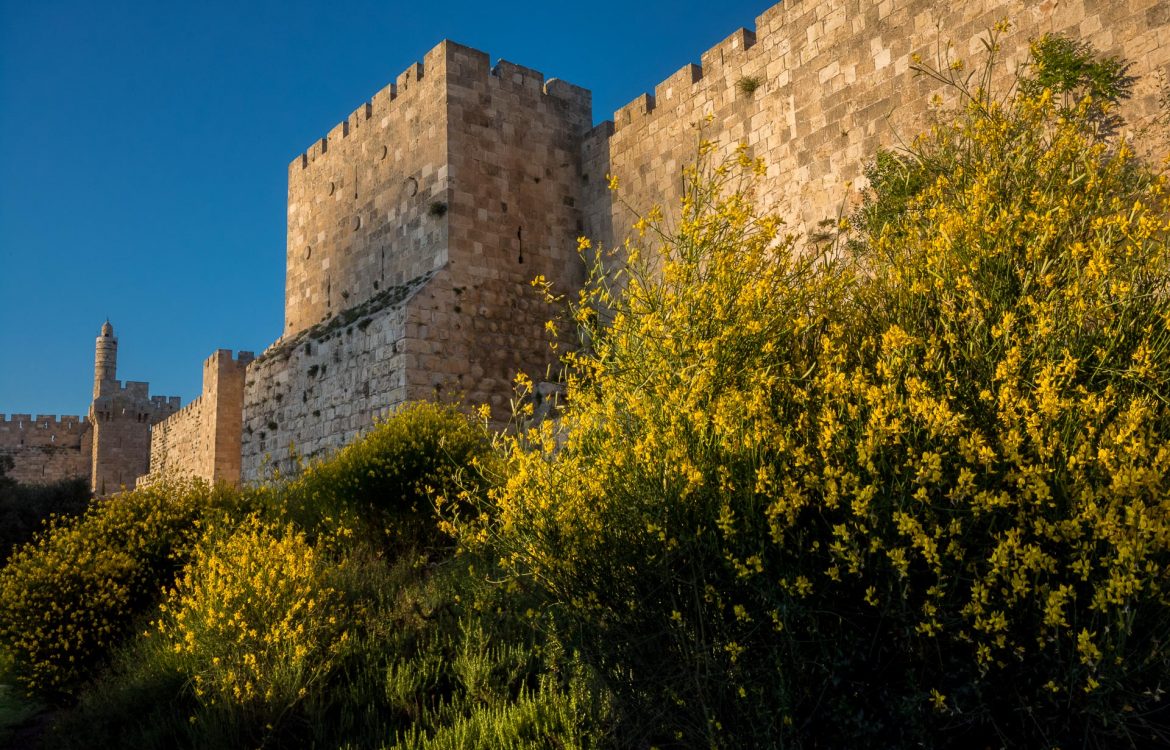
[1,33,1168,749]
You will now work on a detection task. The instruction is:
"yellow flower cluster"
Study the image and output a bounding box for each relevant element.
[154,515,352,719]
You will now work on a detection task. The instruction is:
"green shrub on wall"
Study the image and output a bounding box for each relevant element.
[461,35,1170,748]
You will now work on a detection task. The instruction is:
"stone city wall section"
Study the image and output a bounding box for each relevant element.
[243,42,453,479]
[582,0,1170,252]
[283,44,453,337]
[89,381,181,495]
[0,414,92,485]
[408,42,591,418]
[140,349,253,487]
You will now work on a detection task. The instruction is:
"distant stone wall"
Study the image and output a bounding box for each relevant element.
[90,381,181,495]
[582,0,1170,250]
[0,414,91,485]
[141,350,253,487]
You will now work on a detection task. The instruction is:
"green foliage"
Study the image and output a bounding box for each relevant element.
[282,401,494,550]
[1020,33,1134,135]
[465,37,1170,749]
[836,38,1170,745]
[53,547,607,749]
[0,683,43,749]
[858,29,1137,240]
[153,516,357,731]
[0,481,248,699]
[735,75,762,97]
[0,473,91,564]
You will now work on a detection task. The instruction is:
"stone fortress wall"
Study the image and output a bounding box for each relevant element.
[2,321,180,494]
[138,349,253,488]
[229,0,1170,482]
[582,0,1170,253]
[240,40,590,479]
[0,414,91,485]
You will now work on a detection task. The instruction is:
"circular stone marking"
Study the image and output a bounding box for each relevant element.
[305,245,312,259]
[352,215,362,231]
[405,176,418,197]
[380,145,389,160]
[329,181,336,196]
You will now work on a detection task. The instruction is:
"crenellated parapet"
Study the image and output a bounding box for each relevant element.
[283,43,453,337]
[282,39,594,340]
[89,380,181,424]
[0,413,92,485]
[581,0,1170,252]
[245,37,593,478]
[0,414,90,446]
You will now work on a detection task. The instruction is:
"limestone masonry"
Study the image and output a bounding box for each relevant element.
[6,0,1169,490]
[138,350,254,489]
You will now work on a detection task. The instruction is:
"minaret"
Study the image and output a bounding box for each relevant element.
[94,320,117,398]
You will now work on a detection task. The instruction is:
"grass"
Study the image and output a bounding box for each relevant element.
[0,650,45,746]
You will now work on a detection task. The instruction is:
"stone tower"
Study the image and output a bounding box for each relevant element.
[93,320,117,398]
[241,40,593,478]
[87,321,180,494]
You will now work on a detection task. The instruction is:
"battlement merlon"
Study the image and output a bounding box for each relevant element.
[122,381,151,400]
[289,39,592,175]
[607,24,761,133]
[202,349,257,390]
[156,393,207,425]
[150,395,182,409]
[203,349,257,367]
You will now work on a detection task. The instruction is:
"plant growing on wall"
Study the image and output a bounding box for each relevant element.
[735,75,762,97]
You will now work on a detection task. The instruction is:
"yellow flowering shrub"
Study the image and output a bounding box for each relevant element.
[151,515,355,734]
[462,37,1170,748]
[0,480,241,698]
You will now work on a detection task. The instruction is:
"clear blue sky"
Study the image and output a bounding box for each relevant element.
[0,0,772,417]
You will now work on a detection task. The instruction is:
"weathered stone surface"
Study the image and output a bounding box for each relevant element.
[0,414,91,485]
[241,41,589,479]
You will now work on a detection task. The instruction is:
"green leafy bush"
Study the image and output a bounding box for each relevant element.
[153,516,355,728]
[284,401,494,550]
[43,404,603,749]
[53,539,606,749]
[0,471,90,564]
[464,37,1170,748]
